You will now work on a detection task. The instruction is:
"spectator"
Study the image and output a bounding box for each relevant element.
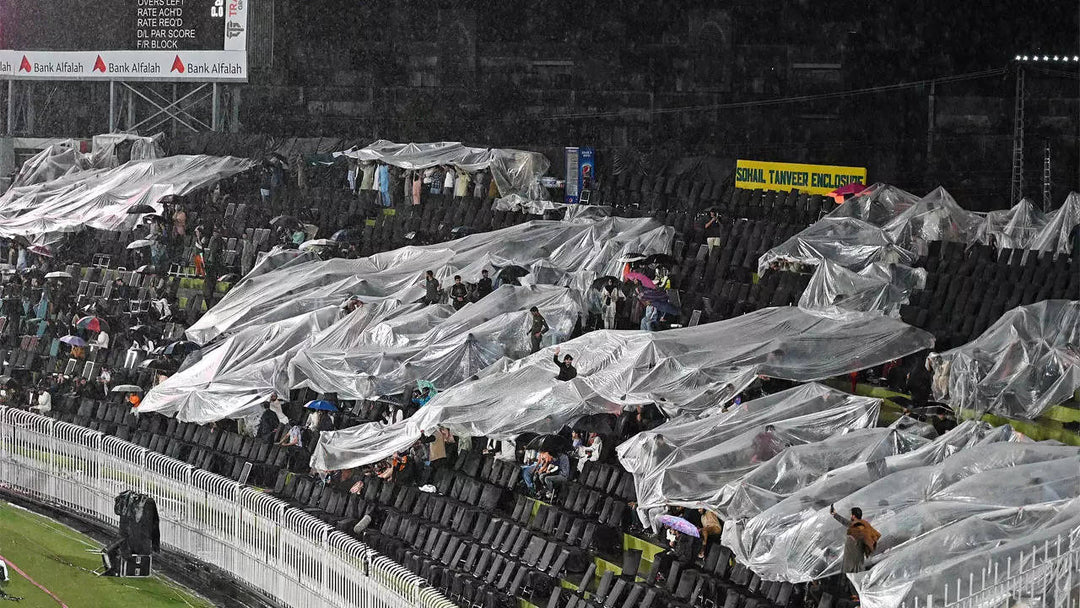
[256,399,279,442]
[29,387,51,415]
[93,329,109,349]
[704,210,722,249]
[240,232,255,276]
[449,275,468,310]
[476,269,493,299]
[576,432,603,472]
[699,509,722,558]
[830,505,880,575]
[602,279,621,329]
[278,421,303,447]
[641,302,659,331]
[442,167,455,194]
[424,270,441,305]
[553,347,577,381]
[529,306,549,353]
[541,450,571,500]
[751,424,784,463]
[521,450,552,495]
[932,410,957,435]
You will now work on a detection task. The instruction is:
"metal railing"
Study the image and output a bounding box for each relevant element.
[900,524,1079,608]
[0,407,456,608]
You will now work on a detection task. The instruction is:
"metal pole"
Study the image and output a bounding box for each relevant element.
[927,79,936,183]
[212,83,220,132]
[5,80,12,135]
[109,80,116,133]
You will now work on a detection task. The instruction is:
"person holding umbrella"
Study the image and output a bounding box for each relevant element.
[601,279,622,329]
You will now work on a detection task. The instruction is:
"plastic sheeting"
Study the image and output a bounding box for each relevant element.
[716,426,929,522]
[827,184,920,227]
[138,306,340,423]
[758,217,916,275]
[0,154,255,243]
[1029,192,1080,255]
[881,187,982,256]
[725,441,1080,582]
[90,133,165,168]
[311,308,934,471]
[798,260,926,321]
[288,284,584,400]
[616,383,886,513]
[850,498,1080,608]
[336,140,550,200]
[186,218,672,345]
[975,198,1046,250]
[928,300,1080,419]
[10,144,89,188]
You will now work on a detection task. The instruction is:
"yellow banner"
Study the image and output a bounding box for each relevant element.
[735,160,867,195]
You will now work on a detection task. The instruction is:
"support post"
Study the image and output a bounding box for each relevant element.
[5,80,12,135]
[109,80,117,133]
[926,79,936,184]
[212,83,220,132]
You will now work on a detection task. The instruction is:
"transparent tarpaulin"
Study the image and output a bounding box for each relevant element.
[758,217,916,276]
[11,143,89,188]
[0,154,255,243]
[288,284,585,400]
[928,300,1080,419]
[717,425,929,522]
[827,183,920,227]
[1029,192,1080,255]
[975,198,1046,250]
[336,140,551,200]
[138,306,341,423]
[311,309,934,471]
[850,498,1080,608]
[621,385,886,513]
[726,442,1080,582]
[881,187,982,256]
[798,260,926,321]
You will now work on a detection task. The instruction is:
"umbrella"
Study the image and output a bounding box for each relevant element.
[28,245,53,257]
[142,214,166,223]
[44,271,73,279]
[642,253,679,268]
[140,357,179,371]
[128,325,153,336]
[620,253,646,263]
[134,265,156,274]
[495,265,530,285]
[270,215,302,228]
[298,239,337,251]
[623,269,657,289]
[590,276,621,290]
[127,204,156,214]
[571,413,617,435]
[331,229,363,243]
[163,340,200,356]
[76,316,110,332]
[218,273,239,283]
[526,434,572,454]
[416,380,438,401]
[110,385,144,393]
[59,335,87,347]
[127,239,154,250]
[657,515,700,538]
[304,399,338,412]
[0,376,14,386]
[828,182,867,199]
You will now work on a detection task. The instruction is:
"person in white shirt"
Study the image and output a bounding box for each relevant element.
[576,432,603,472]
[268,393,289,426]
[30,389,51,415]
[93,330,109,349]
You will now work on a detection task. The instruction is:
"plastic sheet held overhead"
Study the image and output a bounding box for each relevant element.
[138,307,340,423]
[336,140,551,199]
[311,308,934,471]
[827,183,920,227]
[722,420,1021,573]
[758,217,916,275]
[11,144,89,188]
[716,425,929,522]
[850,498,1080,608]
[798,260,926,321]
[881,187,982,256]
[0,154,255,243]
[1029,192,1080,255]
[617,383,886,513]
[975,198,1046,250]
[726,442,1080,582]
[289,284,585,400]
[186,218,672,345]
[928,300,1080,419]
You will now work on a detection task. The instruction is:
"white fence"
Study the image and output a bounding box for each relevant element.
[0,407,456,608]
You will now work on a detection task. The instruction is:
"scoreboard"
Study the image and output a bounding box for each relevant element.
[0,0,248,82]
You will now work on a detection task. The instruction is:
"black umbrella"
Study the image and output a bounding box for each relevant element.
[571,413,617,435]
[0,375,14,386]
[141,357,179,371]
[270,215,302,228]
[526,433,572,454]
[591,276,621,290]
[331,229,363,243]
[127,204,156,214]
[163,340,200,356]
[495,265,529,285]
[642,253,679,267]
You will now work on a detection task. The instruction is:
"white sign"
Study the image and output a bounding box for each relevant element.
[0,50,247,82]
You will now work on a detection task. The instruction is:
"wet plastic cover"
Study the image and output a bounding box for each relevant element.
[928,300,1080,419]
[0,154,255,242]
[798,260,926,321]
[336,140,550,199]
[976,198,1046,250]
[724,440,1080,583]
[880,187,982,256]
[311,308,934,471]
[758,217,916,275]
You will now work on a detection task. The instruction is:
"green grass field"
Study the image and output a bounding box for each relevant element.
[0,500,214,608]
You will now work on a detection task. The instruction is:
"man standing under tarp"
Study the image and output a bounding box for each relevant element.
[529,306,549,353]
[830,504,880,596]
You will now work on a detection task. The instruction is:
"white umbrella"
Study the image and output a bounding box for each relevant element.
[127,239,155,249]
[111,384,144,393]
[45,271,73,279]
[298,239,337,251]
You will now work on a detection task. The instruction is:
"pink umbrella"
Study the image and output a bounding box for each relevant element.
[28,244,53,258]
[828,182,867,203]
[658,514,700,537]
[623,269,657,289]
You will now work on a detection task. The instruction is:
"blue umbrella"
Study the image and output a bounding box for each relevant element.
[59,335,87,347]
[304,399,338,412]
